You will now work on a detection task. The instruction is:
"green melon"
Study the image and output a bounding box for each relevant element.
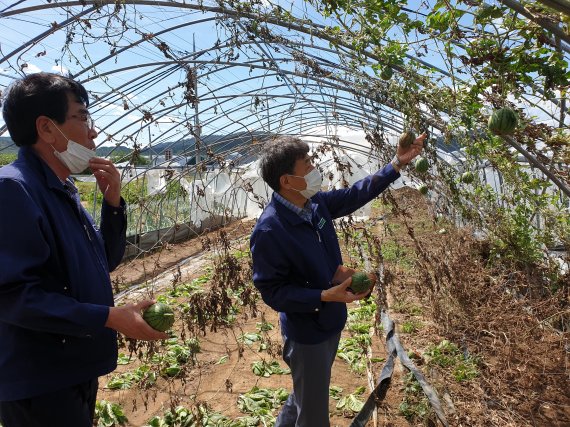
[488,108,518,135]
[399,130,416,148]
[414,157,429,173]
[143,303,175,332]
[380,66,393,80]
[350,271,372,293]
[418,184,429,195]
[461,171,475,184]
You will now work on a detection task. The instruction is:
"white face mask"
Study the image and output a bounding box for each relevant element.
[50,121,96,173]
[289,168,323,199]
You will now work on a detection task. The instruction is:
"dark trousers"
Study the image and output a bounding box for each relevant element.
[275,332,341,427]
[0,378,98,427]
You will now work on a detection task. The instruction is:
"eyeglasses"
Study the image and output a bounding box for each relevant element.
[68,113,95,130]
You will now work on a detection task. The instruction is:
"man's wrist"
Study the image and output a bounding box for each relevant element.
[391,154,406,172]
[321,289,328,302]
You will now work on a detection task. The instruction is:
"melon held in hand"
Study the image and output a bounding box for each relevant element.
[399,130,416,148]
[143,303,175,332]
[350,271,373,294]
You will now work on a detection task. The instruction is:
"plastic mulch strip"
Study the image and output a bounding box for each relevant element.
[350,310,448,427]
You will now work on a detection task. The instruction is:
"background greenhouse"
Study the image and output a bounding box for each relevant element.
[1,1,568,426]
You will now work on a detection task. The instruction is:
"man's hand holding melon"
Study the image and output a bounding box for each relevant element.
[321,265,376,303]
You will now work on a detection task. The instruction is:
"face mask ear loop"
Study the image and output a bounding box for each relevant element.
[286,174,303,193]
[48,119,70,150]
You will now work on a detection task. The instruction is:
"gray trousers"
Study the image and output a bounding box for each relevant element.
[275,332,342,427]
[0,378,98,427]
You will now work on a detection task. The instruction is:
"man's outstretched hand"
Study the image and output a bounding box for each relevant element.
[396,132,426,165]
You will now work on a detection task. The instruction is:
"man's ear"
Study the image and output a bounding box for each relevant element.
[279,174,290,191]
[36,116,57,144]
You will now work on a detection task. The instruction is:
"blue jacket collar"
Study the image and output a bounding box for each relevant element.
[18,146,67,192]
[271,192,317,226]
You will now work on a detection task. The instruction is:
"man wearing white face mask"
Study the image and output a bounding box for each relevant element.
[250,135,425,427]
[0,73,167,427]
[49,118,97,174]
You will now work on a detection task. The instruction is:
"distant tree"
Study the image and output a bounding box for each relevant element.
[110,150,149,166]
[0,153,17,166]
[131,150,150,166]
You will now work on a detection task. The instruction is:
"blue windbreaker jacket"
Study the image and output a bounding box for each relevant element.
[250,163,399,344]
[0,147,126,401]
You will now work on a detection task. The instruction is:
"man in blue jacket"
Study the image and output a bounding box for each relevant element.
[0,73,167,427]
[250,135,424,426]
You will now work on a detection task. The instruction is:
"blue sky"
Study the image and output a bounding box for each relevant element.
[1,0,355,149]
[1,0,565,153]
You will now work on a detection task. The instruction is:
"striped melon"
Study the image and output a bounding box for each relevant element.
[143,303,175,332]
[414,157,429,173]
[461,171,475,184]
[350,271,372,294]
[380,66,393,80]
[488,108,518,135]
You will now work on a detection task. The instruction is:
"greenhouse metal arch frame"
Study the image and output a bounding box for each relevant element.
[0,0,568,260]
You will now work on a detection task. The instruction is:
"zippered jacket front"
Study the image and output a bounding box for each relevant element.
[0,147,127,401]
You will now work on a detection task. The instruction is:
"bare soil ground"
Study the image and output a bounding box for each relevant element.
[101,187,570,427]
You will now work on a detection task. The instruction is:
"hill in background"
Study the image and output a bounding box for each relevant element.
[1,132,269,156]
[0,136,16,154]
[2,132,462,158]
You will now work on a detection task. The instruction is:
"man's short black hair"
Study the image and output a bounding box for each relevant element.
[259,136,310,192]
[2,72,90,147]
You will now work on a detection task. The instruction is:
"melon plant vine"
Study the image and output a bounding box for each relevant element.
[301,0,569,269]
